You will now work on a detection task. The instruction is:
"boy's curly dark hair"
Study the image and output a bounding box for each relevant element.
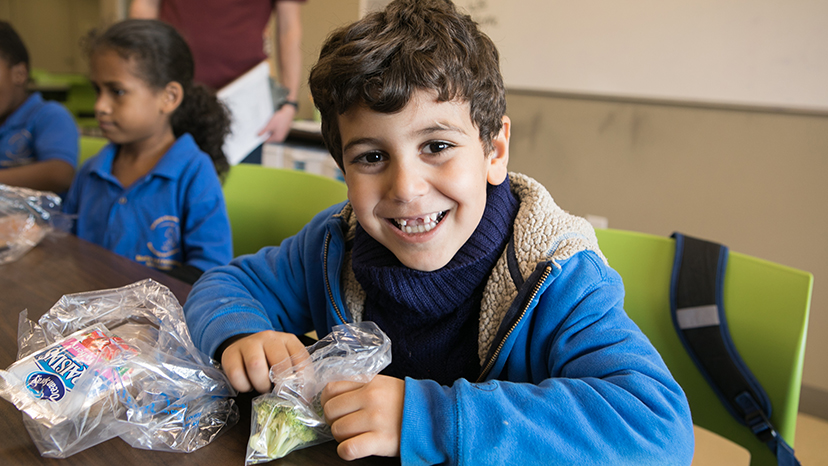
[85,20,230,179]
[309,0,506,171]
[0,21,29,68]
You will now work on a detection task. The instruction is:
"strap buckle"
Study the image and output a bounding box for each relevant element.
[736,392,778,444]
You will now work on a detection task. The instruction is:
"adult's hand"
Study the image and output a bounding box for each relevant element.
[258,104,297,143]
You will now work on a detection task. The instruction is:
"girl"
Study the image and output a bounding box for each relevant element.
[64,19,233,284]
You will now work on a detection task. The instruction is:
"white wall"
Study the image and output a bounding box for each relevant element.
[455,0,828,113]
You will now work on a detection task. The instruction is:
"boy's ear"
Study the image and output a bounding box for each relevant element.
[160,81,184,114]
[10,63,28,87]
[486,115,511,185]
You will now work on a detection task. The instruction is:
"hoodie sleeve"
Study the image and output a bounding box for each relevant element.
[182,203,347,358]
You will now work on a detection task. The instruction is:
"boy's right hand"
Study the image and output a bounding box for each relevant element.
[220,330,306,393]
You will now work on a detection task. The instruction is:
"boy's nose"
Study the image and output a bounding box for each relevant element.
[389,163,428,203]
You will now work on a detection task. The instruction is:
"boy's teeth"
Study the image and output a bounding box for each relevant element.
[394,212,443,233]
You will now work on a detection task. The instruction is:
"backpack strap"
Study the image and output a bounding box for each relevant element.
[669,233,801,466]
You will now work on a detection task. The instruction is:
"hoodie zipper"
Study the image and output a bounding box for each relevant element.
[323,231,348,324]
[476,264,553,382]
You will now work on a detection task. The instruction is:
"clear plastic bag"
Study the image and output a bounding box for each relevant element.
[0,279,239,458]
[0,183,68,265]
[245,322,391,464]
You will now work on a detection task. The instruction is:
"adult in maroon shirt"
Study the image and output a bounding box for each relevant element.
[130,0,304,144]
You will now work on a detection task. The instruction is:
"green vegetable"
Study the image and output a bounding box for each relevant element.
[249,397,318,460]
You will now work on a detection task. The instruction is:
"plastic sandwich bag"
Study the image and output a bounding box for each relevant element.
[0,183,70,265]
[0,279,239,458]
[245,322,391,464]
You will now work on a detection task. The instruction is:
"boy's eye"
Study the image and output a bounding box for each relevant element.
[423,141,453,154]
[354,152,385,165]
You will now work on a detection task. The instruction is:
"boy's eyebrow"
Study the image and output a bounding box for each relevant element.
[415,122,468,137]
[342,122,469,153]
[342,137,381,154]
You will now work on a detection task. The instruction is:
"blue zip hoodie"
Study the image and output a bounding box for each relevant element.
[184,172,694,465]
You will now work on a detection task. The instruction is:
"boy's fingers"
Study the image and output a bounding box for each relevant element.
[262,338,291,369]
[220,331,311,394]
[221,349,253,393]
[320,380,365,410]
[242,346,274,393]
[284,335,309,363]
[337,431,398,461]
[263,333,310,376]
[327,409,366,441]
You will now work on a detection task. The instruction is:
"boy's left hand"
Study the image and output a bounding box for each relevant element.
[320,375,405,460]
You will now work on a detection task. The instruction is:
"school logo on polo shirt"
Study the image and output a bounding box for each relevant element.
[1,130,34,167]
[138,215,182,270]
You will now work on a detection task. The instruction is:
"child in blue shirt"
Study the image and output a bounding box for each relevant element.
[0,21,78,193]
[63,20,232,284]
[184,0,695,463]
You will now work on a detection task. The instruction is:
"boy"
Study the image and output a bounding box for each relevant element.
[184,1,695,464]
[0,21,78,193]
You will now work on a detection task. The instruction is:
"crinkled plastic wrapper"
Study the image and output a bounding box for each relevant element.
[246,322,391,464]
[0,183,69,264]
[0,279,239,458]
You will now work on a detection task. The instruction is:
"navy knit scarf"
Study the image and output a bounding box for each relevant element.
[351,176,519,385]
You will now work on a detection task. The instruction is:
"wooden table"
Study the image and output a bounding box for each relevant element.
[0,234,397,466]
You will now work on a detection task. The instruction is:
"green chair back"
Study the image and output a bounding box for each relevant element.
[30,68,96,120]
[78,136,108,167]
[222,164,348,257]
[594,228,812,466]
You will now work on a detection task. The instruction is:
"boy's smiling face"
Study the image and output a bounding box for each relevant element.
[339,90,510,272]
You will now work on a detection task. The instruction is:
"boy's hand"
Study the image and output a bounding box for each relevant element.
[220,330,306,393]
[321,375,405,460]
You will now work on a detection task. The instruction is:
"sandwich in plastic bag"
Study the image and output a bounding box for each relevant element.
[0,279,239,458]
[0,183,67,264]
[246,322,391,464]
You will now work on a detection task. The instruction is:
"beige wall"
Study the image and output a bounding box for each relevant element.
[506,91,828,396]
[3,0,360,108]
[1,0,101,74]
[285,0,361,121]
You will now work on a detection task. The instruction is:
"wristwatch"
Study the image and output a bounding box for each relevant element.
[278,100,299,110]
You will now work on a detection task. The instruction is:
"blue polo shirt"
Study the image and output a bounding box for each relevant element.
[63,133,232,273]
[0,92,78,169]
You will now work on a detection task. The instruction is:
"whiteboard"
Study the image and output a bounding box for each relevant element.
[449,0,828,113]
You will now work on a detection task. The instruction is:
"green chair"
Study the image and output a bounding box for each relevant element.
[594,228,812,466]
[78,136,109,167]
[30,68,96,120]
[222,164,348,257]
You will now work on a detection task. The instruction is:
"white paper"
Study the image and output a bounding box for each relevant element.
[217,61,274,165]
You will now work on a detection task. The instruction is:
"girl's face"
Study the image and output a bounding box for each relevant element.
[89,49,173,145]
